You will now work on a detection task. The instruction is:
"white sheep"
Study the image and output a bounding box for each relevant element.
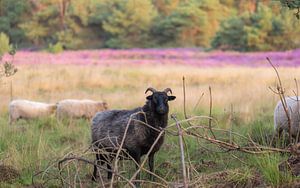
[56,99,108,120]
[274,96,300,138]
[9,100,57,124]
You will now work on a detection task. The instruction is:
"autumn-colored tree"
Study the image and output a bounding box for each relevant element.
[151,0,230,47]
[101,0,157,48]
[0,0,299,50]
[212,4,300,51]
[0,0,29,44]
[280,0,300,19]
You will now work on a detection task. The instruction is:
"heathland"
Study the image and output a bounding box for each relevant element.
[1,49,300,187]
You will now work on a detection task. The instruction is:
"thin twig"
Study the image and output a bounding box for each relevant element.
[10,80,13,101]
[193,92,205,112]
[58,156,136,187]
[293,79,300,142]
[183,76,187,119]
[209,86,216,139]
[229,104,233,144]
[267,57,293,147]
[185,129,290,154]
[110,113,136,188]
[171,114,188,188]
[183,76,194,127]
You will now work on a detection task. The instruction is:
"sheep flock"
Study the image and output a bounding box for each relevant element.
[9,99,108,123]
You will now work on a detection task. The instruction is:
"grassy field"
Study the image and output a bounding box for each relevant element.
[1,64,300,187]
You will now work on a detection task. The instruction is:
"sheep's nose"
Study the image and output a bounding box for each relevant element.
[157,106,165,114]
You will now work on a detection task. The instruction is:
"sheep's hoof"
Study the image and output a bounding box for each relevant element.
[135,182,141,188]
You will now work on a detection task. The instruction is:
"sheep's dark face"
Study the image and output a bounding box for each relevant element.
[146,91,176,115]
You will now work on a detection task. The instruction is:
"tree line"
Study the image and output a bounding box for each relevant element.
[0,0,299,51]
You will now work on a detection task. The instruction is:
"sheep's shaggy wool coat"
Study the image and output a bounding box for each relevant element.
[57,99,107,119]
[9,100,56,122]
[91,88,175,183]
[274,96,300,137]
[92,100,167,155]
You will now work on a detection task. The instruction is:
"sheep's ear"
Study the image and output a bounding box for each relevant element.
[146,95,153,100]
[168,96,176,101]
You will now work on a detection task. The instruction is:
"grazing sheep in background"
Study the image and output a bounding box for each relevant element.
[56,99,108,120]
[91,87,176,183]
[9,100,57,124]
[274,96,300,138]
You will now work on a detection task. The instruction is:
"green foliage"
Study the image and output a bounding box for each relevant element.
[280,0,300,9]
[151,0,230,47]
[19,0,90,49]
[211,16,247,51]
[19,21,49,46]
[151,1,207,47]
[250,154,294,186]
[212,4,300,51]
[0,0,29,44]
[0,33,17,79]
[0,0,299,50]
[98,0,158,48]
[0,32,11,56]
[48,42,64,53]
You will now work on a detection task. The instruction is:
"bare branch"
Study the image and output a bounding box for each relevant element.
[209,86,216,139]
[171,114,188,188]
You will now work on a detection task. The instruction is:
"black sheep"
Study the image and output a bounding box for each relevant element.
[91,87,176,182]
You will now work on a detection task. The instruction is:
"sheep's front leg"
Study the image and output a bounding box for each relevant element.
[278,127,283,138]
[92,153,107,181]
[107,162,112,179]
[92,153,100,181]
[132,152,141,187]
[148,153,154,181]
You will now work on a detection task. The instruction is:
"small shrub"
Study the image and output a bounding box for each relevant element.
[226,168,255,187]
[0,33,11,56]
[0,33,17,79]
[248,120,274,146]
[251,154,293,186]
[48,42,64,53]
[0,165,20,183]
[248,120,289,148]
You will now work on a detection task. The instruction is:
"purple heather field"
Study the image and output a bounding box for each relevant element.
[4,48,300,67]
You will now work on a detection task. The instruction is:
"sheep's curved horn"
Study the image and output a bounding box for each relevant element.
[163,88,172,94]
[145,87,157,94]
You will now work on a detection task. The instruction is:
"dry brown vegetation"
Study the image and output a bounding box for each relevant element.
[1,64,299,122]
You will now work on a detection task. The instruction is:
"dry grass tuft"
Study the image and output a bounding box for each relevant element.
[0,165,20,182]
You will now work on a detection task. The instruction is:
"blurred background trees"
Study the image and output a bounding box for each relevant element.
[0,32,17,79]
[0,0,299,51]
[212,3,300,51]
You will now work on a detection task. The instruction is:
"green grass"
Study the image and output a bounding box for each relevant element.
[0,109,298,187]
[248,153,294,186]
[226,167,254,186]
[0,115,90,187]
